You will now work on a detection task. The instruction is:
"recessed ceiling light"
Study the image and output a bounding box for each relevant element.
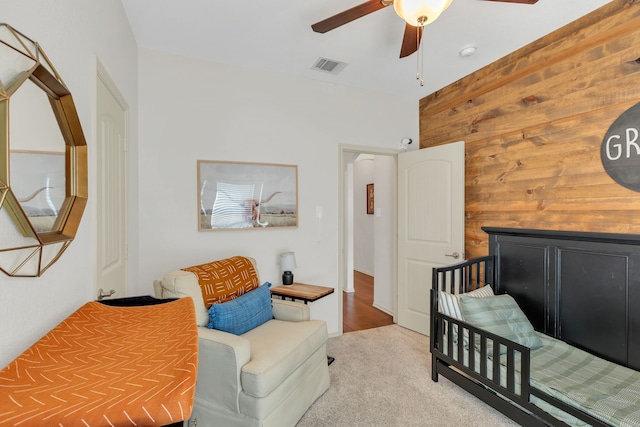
[459,44,477,58]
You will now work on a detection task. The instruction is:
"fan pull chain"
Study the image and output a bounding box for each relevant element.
[416,26,420,81]
[420,31,424,87]
[417,26,424,87]
[416,25,420,81]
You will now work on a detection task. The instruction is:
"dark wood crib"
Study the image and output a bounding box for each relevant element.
[430,227,640,427]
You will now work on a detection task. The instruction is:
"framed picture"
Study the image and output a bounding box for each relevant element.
[367,183,374,215]
[198,160,298,230]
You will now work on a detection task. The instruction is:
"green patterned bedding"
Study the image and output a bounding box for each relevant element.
[440,332,640,426]
[530,334,640,427]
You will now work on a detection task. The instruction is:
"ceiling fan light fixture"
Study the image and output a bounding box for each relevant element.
[393,0,453,27]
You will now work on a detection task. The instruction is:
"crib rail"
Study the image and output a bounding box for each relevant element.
[431,307,532,404]
[432,255,494,295]
[430,256,613,427]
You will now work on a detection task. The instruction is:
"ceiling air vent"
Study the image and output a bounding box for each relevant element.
[312,57,348,75]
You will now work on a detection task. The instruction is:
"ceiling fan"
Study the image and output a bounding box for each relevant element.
[311,0,539,58]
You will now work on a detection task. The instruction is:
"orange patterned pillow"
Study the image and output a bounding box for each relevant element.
[182,256,259,308]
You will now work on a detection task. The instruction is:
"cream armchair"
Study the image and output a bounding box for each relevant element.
[153,258,330,427]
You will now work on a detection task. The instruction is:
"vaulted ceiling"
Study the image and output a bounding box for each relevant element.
[121,0,611,100]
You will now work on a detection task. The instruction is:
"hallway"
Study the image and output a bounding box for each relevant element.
[343,271,394,332]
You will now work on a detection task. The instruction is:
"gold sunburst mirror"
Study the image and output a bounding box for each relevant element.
[0,24,88,277]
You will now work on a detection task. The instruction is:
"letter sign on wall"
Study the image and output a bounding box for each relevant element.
[601,102,640,192]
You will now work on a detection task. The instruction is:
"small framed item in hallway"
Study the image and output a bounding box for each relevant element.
[366,183,374,214]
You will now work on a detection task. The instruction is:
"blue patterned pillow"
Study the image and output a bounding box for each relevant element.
[207,282,273,335]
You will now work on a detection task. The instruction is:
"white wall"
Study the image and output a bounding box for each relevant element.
[0,0,138,367]
[137,49,417,335]
[373,155,396,314]
[0,7,417,366]
[353,157,375,276]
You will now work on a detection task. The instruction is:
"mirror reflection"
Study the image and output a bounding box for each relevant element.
[10,78,66,233]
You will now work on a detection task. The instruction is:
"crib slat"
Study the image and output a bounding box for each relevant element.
[480,337,487,377]
[493,341,501,388]
[468,329,475,372]
[507,349,515,393]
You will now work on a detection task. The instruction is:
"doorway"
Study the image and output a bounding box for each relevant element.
[95,59,129,299]
[339,145,399,334]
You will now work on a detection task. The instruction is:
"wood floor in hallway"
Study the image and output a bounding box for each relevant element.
[343,271,394,333]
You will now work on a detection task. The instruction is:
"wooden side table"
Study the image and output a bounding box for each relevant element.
[270,282,334,304]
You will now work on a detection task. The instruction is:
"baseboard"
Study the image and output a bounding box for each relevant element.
[372,303,392,316]
[354,269,373,278]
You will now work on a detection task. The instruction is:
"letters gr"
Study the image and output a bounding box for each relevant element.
[605,127,640,161]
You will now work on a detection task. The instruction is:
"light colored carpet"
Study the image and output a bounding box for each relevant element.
[297,324,521,427]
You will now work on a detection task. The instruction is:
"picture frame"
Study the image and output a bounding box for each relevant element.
[198,160,298,230]
[367,183,374,215]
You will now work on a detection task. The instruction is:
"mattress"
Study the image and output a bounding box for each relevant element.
[0,297,198,427]
[441,331,640,426]
[530,334,640,427]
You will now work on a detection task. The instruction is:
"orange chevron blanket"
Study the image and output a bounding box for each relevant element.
[0,297,198,427]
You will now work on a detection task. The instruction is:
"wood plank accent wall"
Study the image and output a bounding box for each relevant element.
[419,0,640,260]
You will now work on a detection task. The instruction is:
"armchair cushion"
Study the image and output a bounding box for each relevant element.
[207,282,273,335]
[240,319,328,398]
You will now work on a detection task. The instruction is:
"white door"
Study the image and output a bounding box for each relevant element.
[397,141,464,335]
[96,64,128,300]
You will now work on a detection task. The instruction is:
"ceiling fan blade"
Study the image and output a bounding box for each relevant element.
[311,0,390,34]
[482,0,538,4]
[400,24,422,58]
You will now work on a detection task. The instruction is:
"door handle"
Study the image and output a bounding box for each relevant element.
[445,252,460,259]
[97,289,116,300]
